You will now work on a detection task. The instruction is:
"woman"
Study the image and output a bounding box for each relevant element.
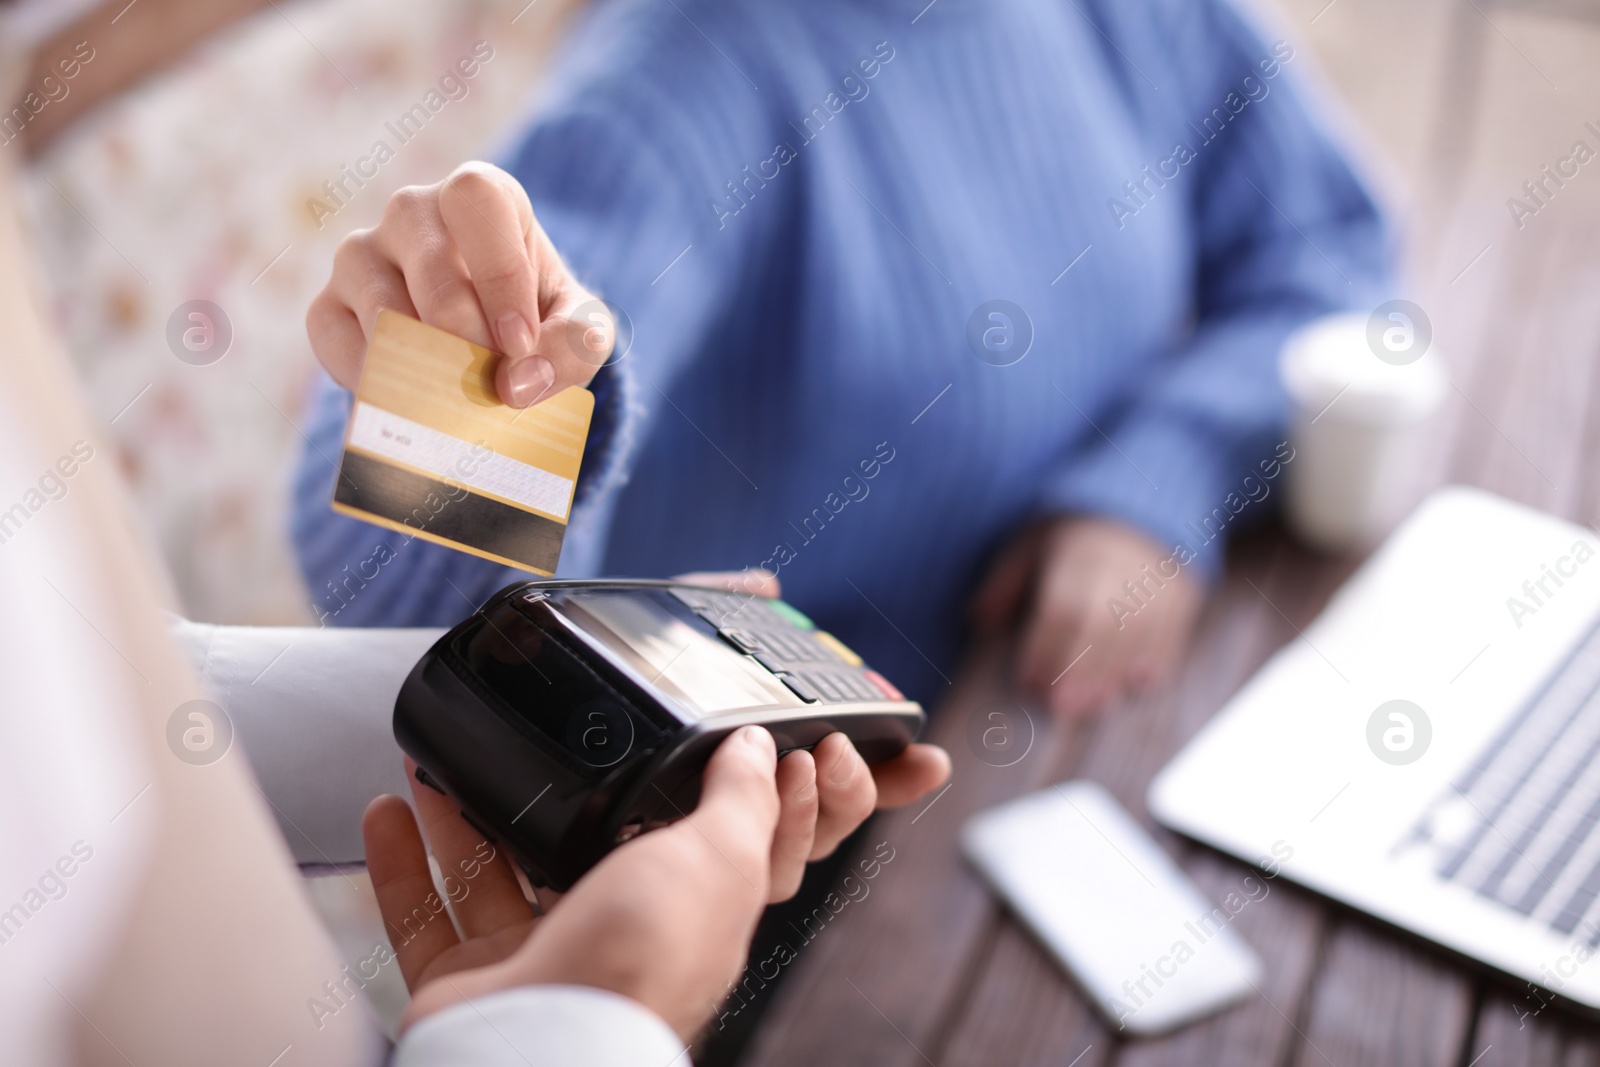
[294,0,1392,714]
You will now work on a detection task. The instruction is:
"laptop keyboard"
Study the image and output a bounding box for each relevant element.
[1407,616,1600,943]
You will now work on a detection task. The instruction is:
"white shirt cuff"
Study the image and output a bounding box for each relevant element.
[393,985,687,1067]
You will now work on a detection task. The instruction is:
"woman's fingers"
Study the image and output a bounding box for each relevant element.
[809,733,877,861]
[438,164,568,408]
[305,290,371,392]
[362,794,460,991]
[312,234,418,389]
[1018,534,1127,717]
[1127,568,1202,691]
[529,287,615,398]
[1017,594,1092,711]
[768,750,819,902]
[437,163,542,358]
[672,568,780,600]
[439,163,611,408]
[306,161,609,408]
[377,186,497,352]
[491,347,557,409]
[868,743,952,809]
[404,761,535,941]
[969,523,1045,631]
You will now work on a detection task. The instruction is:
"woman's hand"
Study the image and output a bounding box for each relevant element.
[971,516,1203,718]
[307,161,612,408]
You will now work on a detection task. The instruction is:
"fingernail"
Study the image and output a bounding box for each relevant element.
[738,726,776,765]
[497,311,535,359]
[505,356,555,407]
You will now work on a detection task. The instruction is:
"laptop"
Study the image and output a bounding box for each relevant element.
[1150,486,1600,1008]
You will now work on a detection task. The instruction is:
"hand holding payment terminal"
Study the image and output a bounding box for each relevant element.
[395,580,925,890]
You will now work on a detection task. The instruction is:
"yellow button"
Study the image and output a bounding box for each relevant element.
[815,630,863,667]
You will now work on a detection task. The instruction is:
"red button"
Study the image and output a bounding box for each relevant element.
[863,669,903,702]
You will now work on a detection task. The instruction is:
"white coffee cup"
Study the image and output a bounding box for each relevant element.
[1279,309,1446,552]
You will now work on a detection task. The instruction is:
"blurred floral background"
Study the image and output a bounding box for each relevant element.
[18,0,576,623]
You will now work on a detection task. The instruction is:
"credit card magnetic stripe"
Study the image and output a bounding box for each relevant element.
[333,450,565,575]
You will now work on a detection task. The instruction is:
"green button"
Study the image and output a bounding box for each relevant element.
[769,599,814,630]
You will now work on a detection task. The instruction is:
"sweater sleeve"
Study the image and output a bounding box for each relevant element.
[290,7,767,626]
[1034,0,1394,576]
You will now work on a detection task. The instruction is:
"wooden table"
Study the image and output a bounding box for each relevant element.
[736,193,1600,1067]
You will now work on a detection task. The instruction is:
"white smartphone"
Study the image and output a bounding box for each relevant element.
[961,780,1263,1035]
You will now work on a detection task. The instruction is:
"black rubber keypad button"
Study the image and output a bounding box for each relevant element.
[779,673,823,703]
[718,628,764,655]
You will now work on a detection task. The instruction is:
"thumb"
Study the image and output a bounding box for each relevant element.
[499,285,613,410]
[683,727,781,887]
[542,288,617,373]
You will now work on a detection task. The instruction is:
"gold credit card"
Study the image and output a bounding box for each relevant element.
[331,309,593,576]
